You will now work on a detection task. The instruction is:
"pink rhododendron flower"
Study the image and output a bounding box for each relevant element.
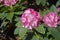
[43,12,59,27]
[0,0,2,3]
[21,8,42,29]
[57,7,60,12]
[4,0,17,6]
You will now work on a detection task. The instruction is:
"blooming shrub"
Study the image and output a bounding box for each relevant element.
[0,0,60,40]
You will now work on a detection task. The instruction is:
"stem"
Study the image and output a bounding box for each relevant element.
[10,0,14,12]
[9,5,14,23]
[10,5,14,12]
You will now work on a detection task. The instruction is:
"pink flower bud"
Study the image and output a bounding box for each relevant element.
[4,0,17,6]
[43,12,59,27]
[57,7,60,12]
[0,0,2,3]
[21,8,42,29]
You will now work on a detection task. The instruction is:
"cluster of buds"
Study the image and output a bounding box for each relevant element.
[4,0,18,6]
[21,8,42,29]
[0,0,18,6]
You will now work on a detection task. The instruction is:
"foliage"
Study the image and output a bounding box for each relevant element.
[0,0,60,40]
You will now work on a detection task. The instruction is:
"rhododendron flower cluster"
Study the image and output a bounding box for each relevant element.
[43,12,59,27]
[21,8,42,29]
[4,0,18,6]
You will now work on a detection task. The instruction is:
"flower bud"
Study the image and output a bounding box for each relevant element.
[0,0,2,3]
[57,7,60,12]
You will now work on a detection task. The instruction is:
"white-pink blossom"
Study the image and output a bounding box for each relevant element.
[43,12,59,27]
[4,0,17,6]
[21,8,42,29]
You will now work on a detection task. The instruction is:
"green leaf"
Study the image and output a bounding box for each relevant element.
[41,0,46,6]
[46,2,50,6]
[14,27,20,34]
[1,21,8,27]
[36,0,41,5]
[14,27,28,38]
[35,24,45,34]
[19,27,27,38]
[43,37,49,40]
[16,21,22,27]
[15,17,20,21]
[56,0,60,7]
[31,35,39,40]
[15,21,27,38]
[40,9,50,18]
[0,4,4,8]
[6,13,14,21]
[50,5,57,13]
[0,13,6,19]
[36,0,46,6]
[14,11,23,15]
[49,28,60,40]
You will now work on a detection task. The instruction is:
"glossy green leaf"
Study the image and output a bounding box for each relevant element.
[40,9,50,18]
[6,13,14,21]
[14,11,23,15]
[14,27,20,34]
[0,13,6,19]
[56,0,60,7]
[0,4,4,8]
[50,5,57,13]
[31,35,39,40]
[14,27,28,38]
[36,0,41,5]
[16,21,22,27]
[19,27,27,38]
[35,24,45,34]
[46,2,50,6]
[41,0,46,6]
[49,28,60,40]
[43,37,49,40]
[36,0,46,6]
[15,17,20,22]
